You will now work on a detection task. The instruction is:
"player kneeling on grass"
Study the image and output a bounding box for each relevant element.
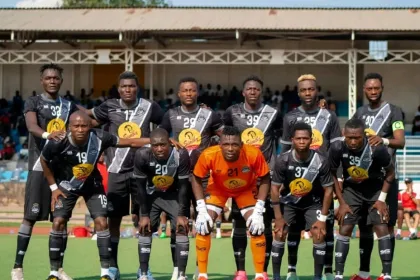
[191,126,270,280]
[271,122,334,280]
[329,119,395,280]
[40,111,151,280]
[134,128,191,280]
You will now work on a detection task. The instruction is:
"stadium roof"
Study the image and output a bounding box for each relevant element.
[1,7,420,42]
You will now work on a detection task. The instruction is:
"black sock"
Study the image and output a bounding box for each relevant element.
[216,220,221,229]
[287,231,301,273]
[171,234,177,267]
[161,223,167,233]
[271,240,285,278]
[313,242,326,278]
[335,235,350,276]
[389,233,395,261]
[188,220,193,233]
[59,230,68,269]
[264,226,273,272]
[49,230,64,271]
[14,224,33,268]
[232,221,247,271]
[359,230,374,273]
[97,230,111,270]
[110,237,120,268]
[378,234,392,276]
[176,235,189,276]
[138,235,152,274]
[324,231,334,274]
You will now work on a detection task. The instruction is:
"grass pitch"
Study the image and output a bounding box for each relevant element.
[1,234,420,280]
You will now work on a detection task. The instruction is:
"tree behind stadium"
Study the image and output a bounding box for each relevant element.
[63,0,168,8]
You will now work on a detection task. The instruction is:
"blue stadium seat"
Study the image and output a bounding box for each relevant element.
[0,171,13,183]
[19,171,29,183]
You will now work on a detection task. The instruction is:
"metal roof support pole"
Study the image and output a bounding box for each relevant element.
[125,48,134,71]
[348,48,357,118]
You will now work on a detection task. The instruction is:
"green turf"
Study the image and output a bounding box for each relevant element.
[1,235,420,280]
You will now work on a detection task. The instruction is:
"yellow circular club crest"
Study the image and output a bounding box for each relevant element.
[223,178,248,190]
[47,118,66,133]
[310,129,323,150]
[347,166,369,182]
[72,164,94,181]
[241,128,264,147]
[118,122,141,139]
[179,128,201,151]
[152,175,174,191]
[364,128,376,136]
[289,178,313,197]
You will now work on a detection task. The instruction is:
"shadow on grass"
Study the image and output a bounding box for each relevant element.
[75,274,420,280]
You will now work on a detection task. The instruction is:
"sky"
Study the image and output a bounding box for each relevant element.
[1,0,418,8]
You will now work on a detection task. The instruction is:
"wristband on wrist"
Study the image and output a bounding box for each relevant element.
[49,184,58,192]
[42,132,50,139]
[382,138,390,146]
[378,191,387,202]
[317,214,328,222]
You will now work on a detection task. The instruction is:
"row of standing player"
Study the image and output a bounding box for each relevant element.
[10,64,405,280]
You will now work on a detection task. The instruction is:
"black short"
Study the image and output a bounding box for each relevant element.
[107,172,137,218]
[403,210,420,217]
[53,183,107,220]
[23,171,51,221]
[342,188,384,226]
[386,180,399,226]
[141,191,188,233]
[292,201,335,233]
[283,204,321,231]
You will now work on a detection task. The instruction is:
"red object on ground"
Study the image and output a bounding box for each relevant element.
[73,226,89,238]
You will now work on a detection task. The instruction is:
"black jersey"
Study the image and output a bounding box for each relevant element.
[92,98,164,174]
[159,106,223,155]
[133,147,190,193]
[272,150,333,209]
[353,102,404,177]
[223,103,282,168]
[329,139,392,190]
[41,129,118,191]
[281,106,342,154]
[24,94,78,171]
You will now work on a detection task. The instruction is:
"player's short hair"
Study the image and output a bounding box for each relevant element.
[150,128,169,140]
[364,72,383,85]
[40,63,63,78]
[345,118,365,131]
[118,71,139,86]
[222,126,241,138]
[297,74,317,83]
[291,122,312,137]
[242,75,263,88]
[178,77,199,90]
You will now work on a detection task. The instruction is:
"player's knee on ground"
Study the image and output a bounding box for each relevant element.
[52,217,66,231]
[338,224,354,237]
[94,216,108,232]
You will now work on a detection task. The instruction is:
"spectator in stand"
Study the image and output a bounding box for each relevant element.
[63,90,75,102]
[412,106,420,135]
[12,90,24,115]
[31,91,37,97]
[97,153,108,194]
[398,178,420,239]
[2,137,15,160]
